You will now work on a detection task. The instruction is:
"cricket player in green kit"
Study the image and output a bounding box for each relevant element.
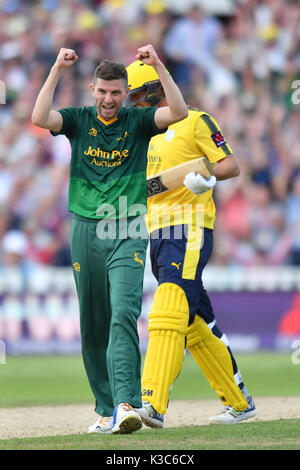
[32,44,188,435]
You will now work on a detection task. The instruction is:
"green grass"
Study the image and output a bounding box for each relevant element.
[0,419,299,450]
[0,355,93,407]
[0,352,299,407]
[0,352,299,450]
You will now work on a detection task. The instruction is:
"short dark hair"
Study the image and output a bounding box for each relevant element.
[93,60,128,87]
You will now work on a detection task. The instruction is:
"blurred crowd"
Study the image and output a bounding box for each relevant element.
[0,0,300,272]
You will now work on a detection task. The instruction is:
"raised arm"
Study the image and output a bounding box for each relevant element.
[31,48,78,131]
[136,45,188,129]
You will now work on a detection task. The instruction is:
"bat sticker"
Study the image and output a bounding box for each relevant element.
[147,176,168,197]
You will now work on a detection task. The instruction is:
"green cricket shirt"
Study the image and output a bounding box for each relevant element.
[52,105,165,219]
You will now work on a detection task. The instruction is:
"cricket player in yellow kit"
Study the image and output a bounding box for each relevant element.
[126,61,257,426]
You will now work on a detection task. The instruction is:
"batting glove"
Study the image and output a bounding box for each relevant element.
[183,172,216,195]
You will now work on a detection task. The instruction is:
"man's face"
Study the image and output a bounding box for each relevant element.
[90,78,129,120]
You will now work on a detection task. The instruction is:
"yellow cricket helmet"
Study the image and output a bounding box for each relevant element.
[126,60,165,107]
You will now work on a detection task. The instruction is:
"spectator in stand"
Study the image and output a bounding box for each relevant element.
[0,0,299,270]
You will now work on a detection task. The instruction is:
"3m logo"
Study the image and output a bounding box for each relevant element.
[142,389,153,397]
[88,127,97,136]
[73,262,80,272]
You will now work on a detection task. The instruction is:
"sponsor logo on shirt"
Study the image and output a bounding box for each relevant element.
[148,154,161,163]
[83,146,129,167]
[84,146,129,160]
[88,127,97,136]
[73,262,80,272]
[211,131,226,148]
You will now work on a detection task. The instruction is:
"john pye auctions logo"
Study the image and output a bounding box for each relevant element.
[84,146,129,160]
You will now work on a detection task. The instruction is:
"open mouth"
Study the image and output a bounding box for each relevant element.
[102,104,115,111]
[98,102,118,120]
[101,105,116,118]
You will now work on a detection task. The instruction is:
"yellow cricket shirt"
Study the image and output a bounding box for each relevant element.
[146,108,232,233]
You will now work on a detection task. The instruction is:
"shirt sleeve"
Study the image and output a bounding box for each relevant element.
[137,107,167,138]
[194,113,233,164]
[50,107,78,138]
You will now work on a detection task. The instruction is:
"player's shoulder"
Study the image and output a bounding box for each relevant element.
[60,105,90,114]
[84,105,97,117]
[188,106,215,120]
[58,106,95,123]
[123,106,156,124]
[122,106,137,118]
[187,107,221,131]
[123,106,154,116]
[184,107,212,130]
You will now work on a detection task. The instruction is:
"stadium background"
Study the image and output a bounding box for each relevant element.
[0,0,299,361]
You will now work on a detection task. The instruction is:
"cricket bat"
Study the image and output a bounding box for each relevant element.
[147,156,214,198]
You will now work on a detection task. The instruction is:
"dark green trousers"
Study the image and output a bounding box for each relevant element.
[71,214,148,416]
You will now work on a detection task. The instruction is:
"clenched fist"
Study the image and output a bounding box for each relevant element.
[53,48,78,70]
[136,44,160,67]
